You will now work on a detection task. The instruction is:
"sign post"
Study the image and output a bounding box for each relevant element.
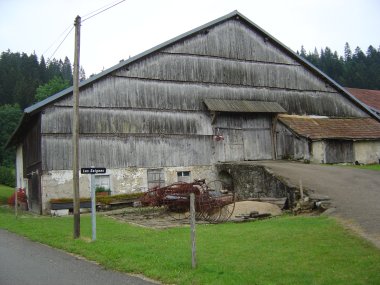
[81,167,106,241]
[90,168,96,241]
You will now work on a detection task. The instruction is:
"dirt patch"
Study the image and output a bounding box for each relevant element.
[107,207,206,229]
[230,201,282,221]
[106,201,282,229]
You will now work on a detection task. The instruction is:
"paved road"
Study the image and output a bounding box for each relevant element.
[0,229,157,285]
[252,161,380,248]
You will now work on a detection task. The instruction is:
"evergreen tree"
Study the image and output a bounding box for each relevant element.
[301,44,380,89]
[62,56,73,84]
[0,104,22,167]
[344,42,352,61]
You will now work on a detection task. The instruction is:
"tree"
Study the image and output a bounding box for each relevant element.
[79,66,86,82]
[35,76,70,102]
[300,43,380,89]
[0,104,22,167]
[344,42,352,61]
[62,56,73,84]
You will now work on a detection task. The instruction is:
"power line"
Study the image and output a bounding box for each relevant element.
[42,0,126,62]
[42,24,72,58]
[48,26,74,61]
[82,0,126,23]
[82,0,123,18]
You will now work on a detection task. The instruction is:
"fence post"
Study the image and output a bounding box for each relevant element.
[190,192,196,269]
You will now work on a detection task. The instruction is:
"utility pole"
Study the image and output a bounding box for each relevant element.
[72,15,81,239]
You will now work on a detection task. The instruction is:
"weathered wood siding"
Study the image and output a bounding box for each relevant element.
[275,122,309,160]
[23,115,42,213]
[42,135,211,170]
[40,17,368,170]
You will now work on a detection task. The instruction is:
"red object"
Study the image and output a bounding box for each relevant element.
[213,135,224,141]
[7,188,27,207]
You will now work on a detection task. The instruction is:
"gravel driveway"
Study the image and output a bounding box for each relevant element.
[252,161,380,248]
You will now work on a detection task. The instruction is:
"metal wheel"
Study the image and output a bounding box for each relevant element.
[218,196,236,222]
[167,206,190,220]
[203,180,235,223]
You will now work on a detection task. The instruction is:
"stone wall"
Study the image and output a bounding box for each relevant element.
[216,162,296,208]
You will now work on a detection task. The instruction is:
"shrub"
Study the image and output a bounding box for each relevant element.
[0,166,15,187]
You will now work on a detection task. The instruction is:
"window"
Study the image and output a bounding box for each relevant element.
[147,169,165,189]
[177,171,191,183]
[95,175,110,192]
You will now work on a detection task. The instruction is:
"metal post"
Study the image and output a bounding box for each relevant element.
[72,15,81,239]
[90,167,96,241]
[190,193,196,269]
[14,187,18,218]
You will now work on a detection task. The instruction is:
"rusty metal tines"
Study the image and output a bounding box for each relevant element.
[139,180,235,223]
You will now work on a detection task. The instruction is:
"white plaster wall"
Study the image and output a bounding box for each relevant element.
[354,141,380,164]
[40,165,217,213]
[165,165,217,185]
[15,145,24,188]
[111,168,147,193]
[311,141,325,164]
[41,170,90,213]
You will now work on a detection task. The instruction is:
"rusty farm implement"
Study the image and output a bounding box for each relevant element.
[139,179,235,223]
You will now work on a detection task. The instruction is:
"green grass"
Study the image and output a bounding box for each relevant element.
[345,164,380,171]
[327,164,380,171]
[0,184,14,205]
[1,208,380,284]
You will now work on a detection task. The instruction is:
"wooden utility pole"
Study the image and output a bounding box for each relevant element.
[72,15,81,239]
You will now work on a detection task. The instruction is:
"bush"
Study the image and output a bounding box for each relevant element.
[0,166,15,187]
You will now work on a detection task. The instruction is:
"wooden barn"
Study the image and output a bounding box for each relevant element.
[7,11,380,213]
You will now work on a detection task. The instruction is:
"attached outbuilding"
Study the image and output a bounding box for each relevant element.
[277,115,380,164]
[7,11,380,214]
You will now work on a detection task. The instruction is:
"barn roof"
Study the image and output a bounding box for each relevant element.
[22,11,378,119]
[6,10,380,147]
[278,115,380,140]
[204,99,286,113]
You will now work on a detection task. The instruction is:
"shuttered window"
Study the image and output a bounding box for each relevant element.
[147,169,165,189]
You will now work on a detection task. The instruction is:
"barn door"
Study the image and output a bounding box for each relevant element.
[223,129,244,161]
[243,129,273,160]
[26,164,42,214]
[325,140,354,163]
[242,115,273,160]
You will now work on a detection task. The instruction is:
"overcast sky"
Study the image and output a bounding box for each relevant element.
[1,0,379,76]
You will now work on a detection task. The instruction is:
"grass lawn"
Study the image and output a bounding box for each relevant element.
[334,164,380,171]
[349,164,380,171]
[0,184,14,205]
[1,207,379,284]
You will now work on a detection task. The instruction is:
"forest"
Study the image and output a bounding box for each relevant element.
[298,43,380,89]
[0,50,79,186]
[0,43,379,186]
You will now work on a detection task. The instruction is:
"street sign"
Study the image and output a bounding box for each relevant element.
[81,167,106,174]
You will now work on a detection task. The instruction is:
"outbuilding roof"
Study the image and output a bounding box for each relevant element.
[204,99,286,113]
[278,115,380,140]
[345,88,380,113]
